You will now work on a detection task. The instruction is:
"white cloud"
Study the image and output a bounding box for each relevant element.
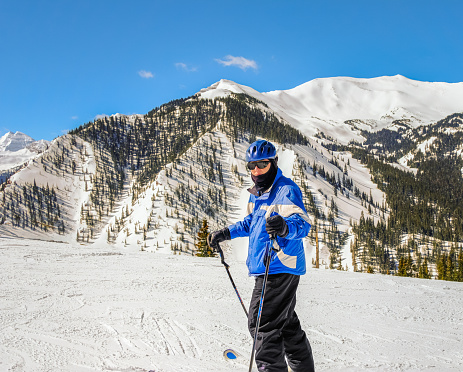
[175,62,198,72]
[215,55,258,71]
[71,116,78,120]
[138,70,154,79]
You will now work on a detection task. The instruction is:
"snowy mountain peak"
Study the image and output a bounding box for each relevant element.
[0,131,36,152]
[197,79,262,100]
[0,131,51,172]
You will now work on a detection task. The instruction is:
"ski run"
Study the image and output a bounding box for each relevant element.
[1,236,463,371]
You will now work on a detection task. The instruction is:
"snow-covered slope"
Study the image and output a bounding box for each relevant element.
[1,237,462,371]
[0,148,36,173]
[0,135,95,243]
[199,76,463,144]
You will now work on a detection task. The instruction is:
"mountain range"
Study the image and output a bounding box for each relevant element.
[199,75,463,143]
[0,131,50,182]
[0,131,50,153]
[1,75,463,281]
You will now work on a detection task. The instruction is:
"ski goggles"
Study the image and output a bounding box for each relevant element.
[247,160,271,170]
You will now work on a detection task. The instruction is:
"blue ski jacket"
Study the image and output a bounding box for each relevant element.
[228,168,312,276]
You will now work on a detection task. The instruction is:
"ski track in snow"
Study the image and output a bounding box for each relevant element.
[1,237,463,371]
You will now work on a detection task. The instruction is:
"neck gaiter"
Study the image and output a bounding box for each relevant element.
[251,162,278,195]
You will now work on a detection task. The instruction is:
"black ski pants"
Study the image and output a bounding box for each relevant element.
[248,273,314,372]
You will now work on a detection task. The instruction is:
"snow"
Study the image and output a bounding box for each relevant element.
[0,148,38,172]
[276,146,296,180]
[398,136,438,168]
[0,132,50,172]
[417,136,438,154]
[198,79,262,101]
[1,236,462,371]
[198,76,463,144]
[0,131,35,152]
[0,135,96,243]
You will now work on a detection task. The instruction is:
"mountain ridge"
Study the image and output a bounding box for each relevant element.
[1,76,463,281]
[198,75,463,144]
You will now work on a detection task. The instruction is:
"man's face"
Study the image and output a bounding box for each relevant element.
[248,159,271,176]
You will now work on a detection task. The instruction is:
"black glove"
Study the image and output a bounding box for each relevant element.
[207,227,231,252]
[265,215,288,238]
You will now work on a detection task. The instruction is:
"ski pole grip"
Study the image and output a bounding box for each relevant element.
[269,235,280,252]
[217,242,229,268]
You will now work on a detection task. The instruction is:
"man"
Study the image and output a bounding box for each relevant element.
[208,139,315,372]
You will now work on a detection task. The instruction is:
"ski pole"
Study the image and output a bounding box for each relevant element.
[217,242,248,318]
[248,237,275,372]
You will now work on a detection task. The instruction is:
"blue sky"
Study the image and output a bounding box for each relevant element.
[1,0,463,141]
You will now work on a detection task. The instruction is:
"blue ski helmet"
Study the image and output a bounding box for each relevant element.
[246,140,277,162]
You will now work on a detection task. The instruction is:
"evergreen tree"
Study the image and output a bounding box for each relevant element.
[457,249,463,282]
[195,218,214,257]
[437,254,447,280]
[398,256,407,277]
[446,253,455,281]
[418,257,431,279]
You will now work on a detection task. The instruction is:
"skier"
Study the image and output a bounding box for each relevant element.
[208,139,315,372]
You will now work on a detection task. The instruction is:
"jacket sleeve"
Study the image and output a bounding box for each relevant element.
[228,196,254,239]
[228,214,252,238]
[284,213,311,240]
[272,185,312,240]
